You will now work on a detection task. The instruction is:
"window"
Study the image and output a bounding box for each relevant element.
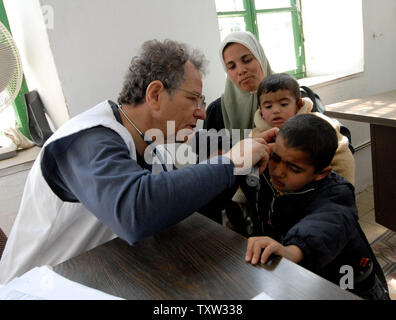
[0,0,30,139]
[215,0,306,78]
[300,0,363,78]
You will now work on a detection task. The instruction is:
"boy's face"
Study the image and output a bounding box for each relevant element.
[268,136,327,193]
[259,89,301,128]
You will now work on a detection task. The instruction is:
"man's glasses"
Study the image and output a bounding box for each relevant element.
[178,88,206,109]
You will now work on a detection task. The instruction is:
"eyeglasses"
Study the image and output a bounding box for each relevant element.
[178,88,206,109]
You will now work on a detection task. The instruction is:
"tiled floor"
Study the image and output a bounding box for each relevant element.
[356,187,389,243]
[355,187,396,300]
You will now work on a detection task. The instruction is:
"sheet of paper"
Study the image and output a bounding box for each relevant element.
[251,291,274,300]
[0,266,123,300]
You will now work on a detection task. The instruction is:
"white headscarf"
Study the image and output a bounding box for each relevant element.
[219,31,272,139]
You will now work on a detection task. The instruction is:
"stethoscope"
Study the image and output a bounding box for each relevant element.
[118,105,168,172]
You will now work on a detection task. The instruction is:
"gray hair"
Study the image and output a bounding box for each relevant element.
[118,39,207,106]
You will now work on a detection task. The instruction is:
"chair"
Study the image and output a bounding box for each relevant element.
[0,227,7,260]
[24,90,54,147]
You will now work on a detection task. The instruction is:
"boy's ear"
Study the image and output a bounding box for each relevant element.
[296,98,303,111]
[313,165,332,181]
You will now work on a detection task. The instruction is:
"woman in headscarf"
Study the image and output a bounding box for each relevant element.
[203,31,273,139]
[196,32,272,226]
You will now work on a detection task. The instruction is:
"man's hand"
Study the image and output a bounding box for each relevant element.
[255,127,279,145]
[245,236,303,265]
[223,137,270,175]
[222,127,279,175]
[252,127,279,173]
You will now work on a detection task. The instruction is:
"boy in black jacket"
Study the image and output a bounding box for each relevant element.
[243,114,390,300]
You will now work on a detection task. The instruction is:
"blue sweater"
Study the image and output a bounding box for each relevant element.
[40,103,236,244]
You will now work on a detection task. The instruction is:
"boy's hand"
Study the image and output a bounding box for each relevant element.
[245,236,304,265]
[245,236,283,264]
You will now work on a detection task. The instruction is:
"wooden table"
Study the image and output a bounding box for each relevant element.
[54,213,358,300]
[325,90,396,232]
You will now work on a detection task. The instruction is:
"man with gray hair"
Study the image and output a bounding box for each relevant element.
[0,39,276,284]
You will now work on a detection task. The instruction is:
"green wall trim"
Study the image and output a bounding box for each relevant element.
[0,0,31,139]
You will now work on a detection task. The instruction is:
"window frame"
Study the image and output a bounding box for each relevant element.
[216,0,306,79]
[0,0,31,139]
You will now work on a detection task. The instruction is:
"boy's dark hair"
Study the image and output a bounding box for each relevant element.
[257,73,301,103]
[278,114,338,173]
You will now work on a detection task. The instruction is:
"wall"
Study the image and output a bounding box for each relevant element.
[38,0,226,128]
[314,0,396,101]
[304,0,396,192]
[307,0,396,140]
[302,0,364,77]
[5,0,225,128]
[5,0,396,193]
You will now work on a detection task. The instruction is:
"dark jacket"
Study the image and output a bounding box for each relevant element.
[195,99,235,223]
[239,170,389,299]
[201,97,233,155]
[203,97,224,132]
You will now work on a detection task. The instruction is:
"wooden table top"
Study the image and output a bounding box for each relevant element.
[325,90,396,127]
[53,213,359,300]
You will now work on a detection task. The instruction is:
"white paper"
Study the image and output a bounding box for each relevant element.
[251,291,274,300]
[0,266,123,300]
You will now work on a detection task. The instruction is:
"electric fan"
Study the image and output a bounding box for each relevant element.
[0,20,23,160]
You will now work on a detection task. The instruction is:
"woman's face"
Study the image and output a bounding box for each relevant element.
[222,43,264,92]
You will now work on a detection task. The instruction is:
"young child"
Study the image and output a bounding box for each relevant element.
[227,73,355,236]
[242,114,390,300]
[254,73,355,184]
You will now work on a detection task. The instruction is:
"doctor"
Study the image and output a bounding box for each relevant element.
[0,39,276,284]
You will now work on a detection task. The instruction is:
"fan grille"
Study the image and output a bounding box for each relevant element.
[0,21,23,112]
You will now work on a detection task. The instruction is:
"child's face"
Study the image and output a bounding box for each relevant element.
[259,89,301,128]
[269,136,325,193]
